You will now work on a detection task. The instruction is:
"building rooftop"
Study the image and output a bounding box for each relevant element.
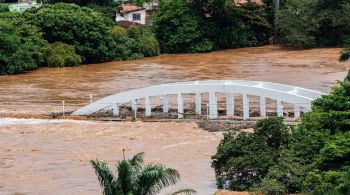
[120,4,145,14]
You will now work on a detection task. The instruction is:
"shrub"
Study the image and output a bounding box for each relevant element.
[43,42,82,67]
[140,35,160,57]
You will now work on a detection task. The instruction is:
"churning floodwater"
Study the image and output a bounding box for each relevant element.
[0,45,349,194]
[0,45,347,115]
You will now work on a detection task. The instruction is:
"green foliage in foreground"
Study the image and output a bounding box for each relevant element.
[212,117,289,190]
[212,75,350,194]
[91,152,195,195]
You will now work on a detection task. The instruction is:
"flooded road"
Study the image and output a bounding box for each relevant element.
[0,45,348,114]
[0,45,349,194]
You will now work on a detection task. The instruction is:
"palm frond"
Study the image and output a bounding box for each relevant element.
[117,160,136,194]
[135,164,180,195]
[129,152,145,172]
[169,188,197,195]
[90,160,116,195]
[340,48,350,62]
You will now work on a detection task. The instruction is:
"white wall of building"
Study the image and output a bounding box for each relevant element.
[123,10,146,25]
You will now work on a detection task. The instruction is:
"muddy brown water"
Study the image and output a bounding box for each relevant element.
[0,45,349,194]
[0,45,348,115]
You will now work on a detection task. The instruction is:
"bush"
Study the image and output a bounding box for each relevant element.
[43,42,82,67]
[140,36,160,57]
[23,3,117,63]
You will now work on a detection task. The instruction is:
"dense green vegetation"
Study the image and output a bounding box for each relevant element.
[153,0,271,53]
[91,152,195,195]
[212,73,350,194]
[278,0,350,48]
[0,2,159,75]
[0,12,47,75]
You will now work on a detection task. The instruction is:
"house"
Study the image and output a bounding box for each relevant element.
[9,0,41,13]
[116,4,146,25]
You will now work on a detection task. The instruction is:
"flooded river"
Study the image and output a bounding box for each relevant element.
[0,45,349,194]
[0,45,348,115]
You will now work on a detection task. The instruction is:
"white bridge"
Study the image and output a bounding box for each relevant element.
[72,80,325,119]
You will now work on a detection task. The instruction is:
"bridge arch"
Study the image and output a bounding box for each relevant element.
[72,80,325,119]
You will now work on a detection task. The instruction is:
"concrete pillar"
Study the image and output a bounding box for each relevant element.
[226,93,234,115]
[112,103,119,116]
[294,105,300,118]
[243,93,249,120]
[132,99,137,112]
[177,93,184,119]
[277,100,283,117]
[161,95,169,113]
[209,92,218,119]
[145,96,151,116]
[195,92,201,114]
[260,96,266,117]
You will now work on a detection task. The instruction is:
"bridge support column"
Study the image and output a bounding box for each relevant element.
[161,95,169,113]
[195,92,201,114]
[226,93,234,115]
[177,93,184,119]
[260,96,266,117]
[277,100,283,117]
[294,105,300,118]
[132,99,137,112]
[145,96,151,117]
[243,93,249,120]
[209,92,218,119]
[112,103,119,116]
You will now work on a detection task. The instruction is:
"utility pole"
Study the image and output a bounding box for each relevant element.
[274,0,280,44]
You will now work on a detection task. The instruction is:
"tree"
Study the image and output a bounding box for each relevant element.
[211,117,288,191]
[91,152,194,195]
[278,0,350,48]
[23,3,117,63]
[153,0,215,53]
[0,12,47,75]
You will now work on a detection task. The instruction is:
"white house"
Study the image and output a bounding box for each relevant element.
[9,0,41,13]
[116,4,146,25]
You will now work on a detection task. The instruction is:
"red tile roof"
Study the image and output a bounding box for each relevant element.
[120,4,145,14]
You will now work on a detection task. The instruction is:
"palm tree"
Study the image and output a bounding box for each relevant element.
[91,152,195,195]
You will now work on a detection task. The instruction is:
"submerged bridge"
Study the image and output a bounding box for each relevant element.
[72,80,325,119]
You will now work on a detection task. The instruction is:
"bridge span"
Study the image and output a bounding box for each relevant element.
[72,80,325,119]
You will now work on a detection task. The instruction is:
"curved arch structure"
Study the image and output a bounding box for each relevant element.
[72,80,325,119]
